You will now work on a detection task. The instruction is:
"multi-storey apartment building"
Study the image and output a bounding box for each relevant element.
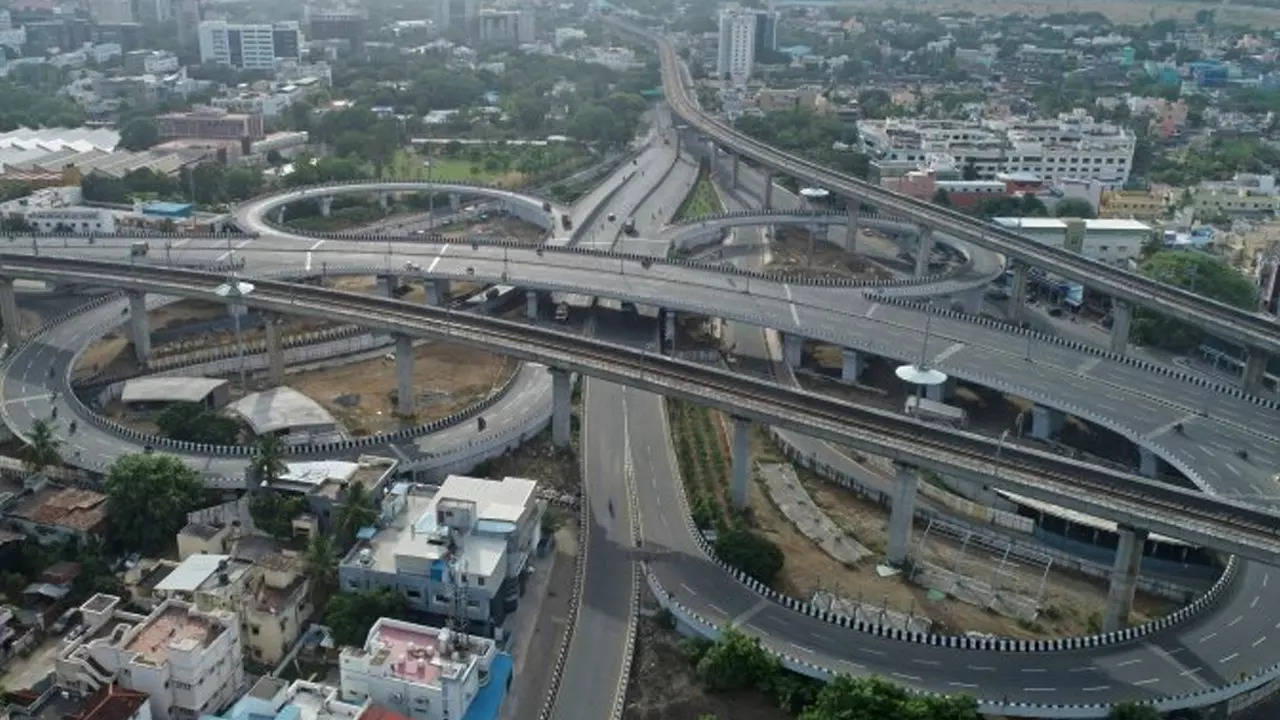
[859,109,1136,188]
[198,21,303,70]
[716,6,756,84]
[56,594,244,720]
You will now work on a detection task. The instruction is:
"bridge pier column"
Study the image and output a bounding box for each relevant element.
[318,196,333,218]
[915,225,934,278]
[731,153,740,189]
[1137,446,1159,478]
[128,291,150,364]
[395,334,414,416]
[1029,405,1064,440]
[845,204,858,253]
[525,290,538,320]
[925,377,955,402]
[1110,299,1132,355]
[276,206,286,224]
[887,463,919,566]
[377,274,397,298]
[1242,350,1269,395]
[264,314,284,387]
[957,287,983,315]
[1103,525,1148,632]
[449,193,460,212]
[763,172,774,210]
[664,310,676,354]
[730,416,751,509]
[1008,261,1028,324]
[0,277,20,347]
[841,348,863,383]
[551,367,571,447]
[379,192,391,212]
[782,333,803,368]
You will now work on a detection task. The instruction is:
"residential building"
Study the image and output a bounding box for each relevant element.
[716,6,756,84]
[176,496,255,560]
[123,50,179,75]
[994,217,1153,266]
[475,10,533,46]
[433,0,475,33]
[339,617,508,720]
[89,0,133,25]
[26,207,117,234]
[268,456,397,539]
[4,478,108,545]
[753,86,830,114]
[339,476,543,628]
[156,108,264,141]
[1193,174,1280,218]
[553,27,585,49]
[753,9,777,54]
[198,21,303,70]
[56,594,245,720]
[1101,188,1170,220]
[206,677,366,720]
[70,685,152,720]
[859,109,1136,188]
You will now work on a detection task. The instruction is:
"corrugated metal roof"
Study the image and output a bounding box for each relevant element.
[155,553,230,592]
[122,376,228,404]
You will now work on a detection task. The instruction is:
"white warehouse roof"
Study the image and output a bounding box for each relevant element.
[121,376,228,404]
[228,386,337,435]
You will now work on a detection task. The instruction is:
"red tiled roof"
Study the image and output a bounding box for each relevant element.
[11,486,108,533]
[70,684,149,720]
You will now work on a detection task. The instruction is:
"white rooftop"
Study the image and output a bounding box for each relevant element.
[122,376,228,404]
[228,387,337,435]
[430,475,535,525]
[154,553,229,592]
[280,460,360,486]
[993,217,1068,230]
[1083,218,1152,231]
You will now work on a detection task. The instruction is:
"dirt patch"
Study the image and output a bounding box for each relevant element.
[624,607,788,720]
[764,227,895,281]
[433,215,549,244]
[471,426,582,497]
[748,426,1177,638]
[285,341,515,435]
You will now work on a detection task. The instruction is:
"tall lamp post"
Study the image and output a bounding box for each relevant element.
[895,315,948,416]
[215,277,256,391]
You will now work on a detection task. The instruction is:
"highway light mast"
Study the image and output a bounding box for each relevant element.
[895,314,948,418]
[215,277,256,391]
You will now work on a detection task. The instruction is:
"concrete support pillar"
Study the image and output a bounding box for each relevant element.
[1138,446,1158,478]
[731,153,740,189]
[424,279,446,306]
[841,348,863,383]
[1110,299,1132,355]
[915,226,934,278]
[1009,261,1028,324]
[887,463,920,565]
[1029,405,1064,440]
[275,206,286,224]
[782,333,803,368]
[674,132,681,159]
[664,310,676,354]
[264,314,284,387]
[551,368,571,447]
[763,173,774,210]
[395,334,414,416]
[525,290,538,320]
[377,274,397,298]
[925,377,955,402]
[845,204,858,253]
[957,288,983,315]
[318,196,333,218]
[127,291,150,364]
[0,277,20,347]
[1103,526,1149,632]
[379,192,390,212]
[449,193,460,212]
[806,227,816,268]
[730,416,751,509]
[1242,351,1269,395]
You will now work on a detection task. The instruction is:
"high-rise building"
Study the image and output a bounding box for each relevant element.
[198,20,303,69]
[716,6,756,84]
[433,0,475,33]
[173,0,200,48]
[476,9,532,45]
[89,0,134,25]
[753,9,776,54]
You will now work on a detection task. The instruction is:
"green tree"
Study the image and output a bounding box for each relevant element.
[249,491,309,540]
[932,188,952,207]
[1054,198,1096,218]
[800,675,980,720]
[336,482,378,549]
[695,626,780,692]
[119,117,160,151]
[155,402,239,444]
[326,589,407,646]
[1109,701,1161,720]
[304,532,338,604]
[1132,251,1260,350]
[251,434,288,483]
[21,418,61,472]
[714,526,784,585]
[105,453,205,553]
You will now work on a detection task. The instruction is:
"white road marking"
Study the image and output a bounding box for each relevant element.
[1265,573,1270,588]
[1199,632,1218,643]
[679,583,697,596]
[427,244,449,273]
[891,673,921,682]
[214,239,252,262]
[859,648,886,656]
[1082,685,1111,692]
[706,603,725,615]
[1254,636,1268,647]
[948,682,979,689]
[932,342,965,364]
[790,643,814,655]
[912,659,941,666]
[1252,596,1261,608]
[1220,652,1239,664]
[782,283,800,326]
[865,303,878,318]
[305,240,326,271]
[1076,357,1101,374]
[1180,668,1203,677]
[1228,615,1243,627]
[1133,678,1160,686]
[1114,658,1142,667]
[1021,668,1048,673]
[966,665,995,672]
[1023,687,1057,692]
[731,599,770,627]
[1068,667,1095,673]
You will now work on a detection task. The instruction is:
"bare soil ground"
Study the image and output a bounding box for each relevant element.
[434,215,548,243]
[746,425,1176,638]
[764,228,893,281]
[471,425,582,496]
[286,342,515,435]
[623,605,789,720]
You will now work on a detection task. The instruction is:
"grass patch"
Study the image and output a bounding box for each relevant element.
[673,168,724,222]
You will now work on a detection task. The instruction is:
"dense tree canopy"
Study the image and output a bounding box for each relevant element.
[327,589,408,646]
[1054,198,1097,219]
[119,117,160,151]
[105,453,206,553]
[1132,251,1259,350]
[799,675,980,720]
[155,403,240,444]
[736,110,868,178]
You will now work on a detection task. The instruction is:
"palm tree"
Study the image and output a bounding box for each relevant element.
[303,532,338,605]
[21,419,61,472]
[250,434,287,483]
[336,483,378,548]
